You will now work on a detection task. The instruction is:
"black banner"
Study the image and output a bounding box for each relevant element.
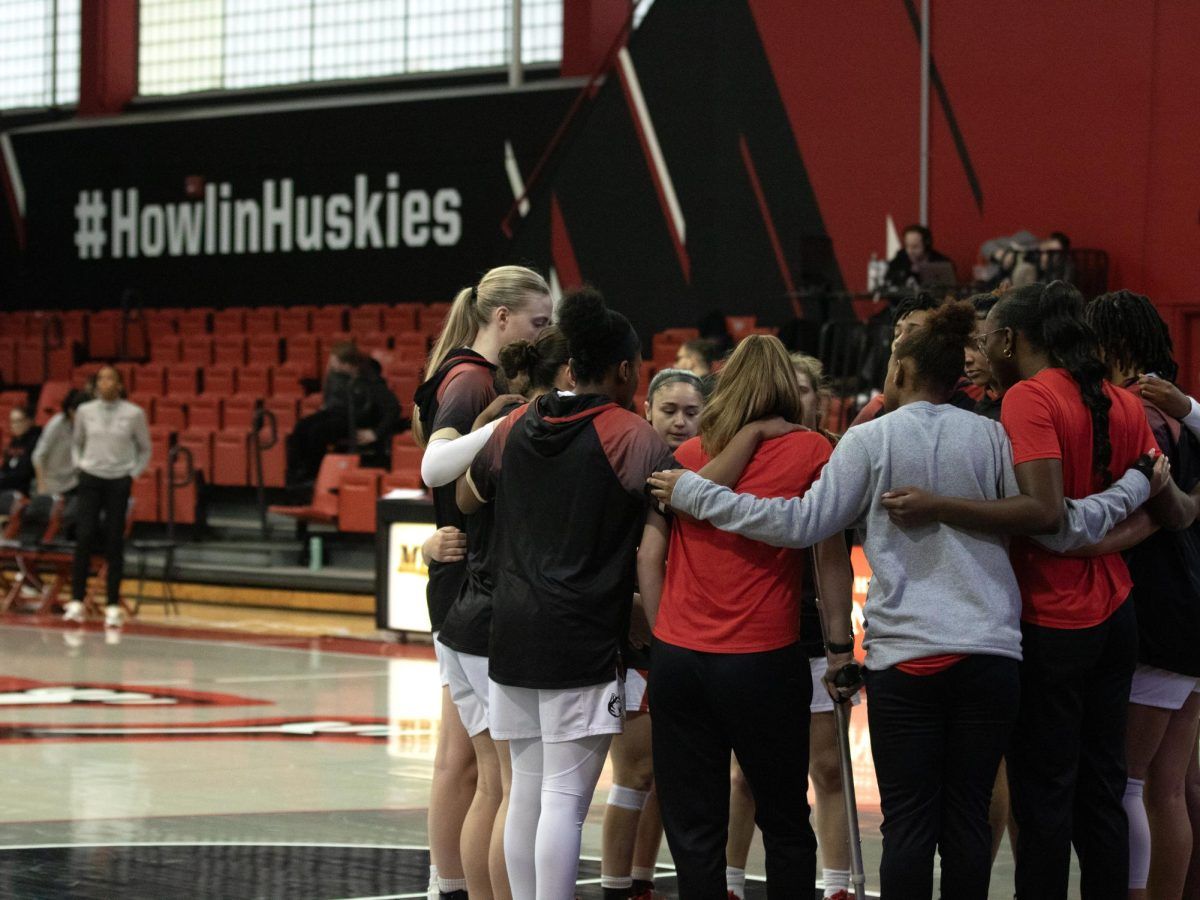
[7,83,574,311]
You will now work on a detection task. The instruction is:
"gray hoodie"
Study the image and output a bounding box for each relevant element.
[671,402,1148,669]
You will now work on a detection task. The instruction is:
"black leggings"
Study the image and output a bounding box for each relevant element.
[865,654,1020,899]
[650,639,816,899]
[71,472,131,606]
[1009,599,1137,899]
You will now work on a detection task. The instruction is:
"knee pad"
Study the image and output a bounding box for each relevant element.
[607,784,649,811]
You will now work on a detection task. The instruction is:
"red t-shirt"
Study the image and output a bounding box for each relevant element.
[1002,368,1157,629]
[654,431,832,653]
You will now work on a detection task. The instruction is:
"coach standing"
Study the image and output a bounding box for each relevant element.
[62,366,150,630]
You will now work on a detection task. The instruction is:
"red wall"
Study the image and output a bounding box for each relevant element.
[747,1,1200,307]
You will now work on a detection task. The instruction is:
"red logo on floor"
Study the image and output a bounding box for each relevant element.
[0,677,270,708]
[0,717,399,743]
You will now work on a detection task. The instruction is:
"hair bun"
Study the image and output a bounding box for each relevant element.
[498,340,535,380]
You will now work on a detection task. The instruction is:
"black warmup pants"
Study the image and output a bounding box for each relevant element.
[72,472,132,606]
[864,654,1020,899]
[1008,599,1137,899]
[649,639,816,899]
[285,407,350,485]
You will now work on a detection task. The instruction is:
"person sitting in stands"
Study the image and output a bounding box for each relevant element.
[286,342,401,487]
[31,389,89,497]
[676,338,720,378]
[0,407,41,495]
[884,224,954,291]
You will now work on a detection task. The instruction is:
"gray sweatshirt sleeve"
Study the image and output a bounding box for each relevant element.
[670,433,873,549]
[130,408,151,478]
[1034,468,1150,553]
[31,415,59,469]
[71,409,87,470]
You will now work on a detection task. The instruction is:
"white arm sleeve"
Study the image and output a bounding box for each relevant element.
[420,419,500,488]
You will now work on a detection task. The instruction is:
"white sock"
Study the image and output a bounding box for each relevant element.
[1124,777,1150,889]
[823,867,851,895]
[601,874,633,889]
[437,875,467,894]
[426,864,439,900]
[726,865,746,898]
[630,865,655,883]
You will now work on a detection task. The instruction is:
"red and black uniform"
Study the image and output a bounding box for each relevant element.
[467,392,675,690]
[438,397,525,657]
[650,431,831,898]
[414,350,497,632]
[1001,367,1157,896]
[1123,380,1200,679]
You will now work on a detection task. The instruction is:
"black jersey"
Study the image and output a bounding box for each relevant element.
[468,392,676,689]
[1126,395,1200,677]
[415,350,496,631]
[438,399,527,657]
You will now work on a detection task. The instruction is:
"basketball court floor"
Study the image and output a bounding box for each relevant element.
[0,610,1043,898]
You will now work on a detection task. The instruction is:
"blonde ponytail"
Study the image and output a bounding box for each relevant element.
[424,265,551,379]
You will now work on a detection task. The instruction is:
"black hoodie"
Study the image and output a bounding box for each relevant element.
[468,392,676,689]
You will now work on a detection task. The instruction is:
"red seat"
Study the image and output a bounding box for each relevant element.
[312,307,346,334]
[272,365,304,398]
[213,335,247,366]
[337,469,382,533]
[156,396,188,430]
[245,308,278,333]
[87,310,120,359]
[151,336,183,364]
[148,425,174,468]
[35,381,72,425]
[384,306,419,334]
[319,333,353,359]
[269,454,359,525]
[263,397,299,431]
[145,310,177,339]
[224,395,258,430]
[391,442,424,486]
[212,309,246,334]
[237,365,272,398]
[181,335,214,366]
[277,308,312,334]
[131,468,161,522]
[0,338,16,384]
[204,365,237,396]
[177,429,214,481]
[387,376,420,413]
[300,394,323,416]
[284,335,320,378]
[259,425,289,488]
[178,308,213,334]
[0,390,28,413]
[129,393,157,423]
[247,333,281,366]
[166,365,200,395]
[382,469,422,491]
[16,338,47,384]
[134,363,167,396]
[213,431,249,486]
[349,306,385,334]
[358,332,390,354]
[189,396,223,430]
[393,332,428,360]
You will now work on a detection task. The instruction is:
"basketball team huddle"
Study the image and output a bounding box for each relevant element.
[413,265,1200,900]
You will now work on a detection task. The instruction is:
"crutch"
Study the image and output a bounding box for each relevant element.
[812,558,868,900]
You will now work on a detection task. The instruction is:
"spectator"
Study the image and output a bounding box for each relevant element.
[32,389,89,496]
[62,366,151,630]
[675,338,720,377]
[286,341,401,486]
[977,230,1072,288]
[0,407,41,495]
[884,224,954,290]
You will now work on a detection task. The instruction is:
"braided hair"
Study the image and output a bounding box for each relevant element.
[993,281,1114,486]
[1084,290,1178,383]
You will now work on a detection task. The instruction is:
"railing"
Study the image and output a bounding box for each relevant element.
[166,444,196,543]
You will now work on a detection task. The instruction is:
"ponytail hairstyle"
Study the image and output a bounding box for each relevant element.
[892,300,976,396]
[425,265,551,379]
[498,326,571,395]
[556,286,641,384]
[1084,290,1179,384]
[993,280,1114,486]
[699,334,802,457]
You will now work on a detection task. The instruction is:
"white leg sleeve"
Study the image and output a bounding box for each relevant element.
[533,734,613,900]
[505,737,543,899]
[1124,777,1150,889]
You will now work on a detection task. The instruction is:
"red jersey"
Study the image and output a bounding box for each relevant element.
[1002,368,1157,628]
[654,431,832,653]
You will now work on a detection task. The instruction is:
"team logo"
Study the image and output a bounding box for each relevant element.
[607,692,624,718]
[0,677,267,708]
